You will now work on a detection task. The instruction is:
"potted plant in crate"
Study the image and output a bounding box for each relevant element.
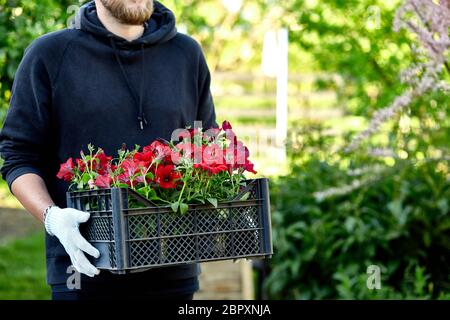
[57,121,272,274]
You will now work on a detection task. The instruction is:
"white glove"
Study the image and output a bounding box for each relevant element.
[44,206,100,277]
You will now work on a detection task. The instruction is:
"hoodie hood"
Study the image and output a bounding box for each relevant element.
[73,0,178,48]
[71,1,179,129]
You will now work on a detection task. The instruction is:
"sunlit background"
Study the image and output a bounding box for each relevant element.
[0,0,448,299]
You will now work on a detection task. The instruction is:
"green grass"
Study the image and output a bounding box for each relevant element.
[0,179,22,208]
[0,231,50,300]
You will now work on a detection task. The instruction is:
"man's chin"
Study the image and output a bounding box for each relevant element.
[100,0,154,26]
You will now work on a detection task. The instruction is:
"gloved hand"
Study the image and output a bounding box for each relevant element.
[44,206,100,277]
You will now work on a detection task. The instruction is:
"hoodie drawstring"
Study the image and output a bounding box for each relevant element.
[138,43,147,130]
[108,35,148,130]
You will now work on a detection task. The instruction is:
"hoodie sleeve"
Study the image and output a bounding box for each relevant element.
[196,49,218,129]
[0,43,52,194]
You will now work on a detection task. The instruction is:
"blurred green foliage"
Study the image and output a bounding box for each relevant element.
[0,232,50,299]
[278,0,414,116]
[265,123,450,299]
[0,0,77,121]
[264,0,449,297]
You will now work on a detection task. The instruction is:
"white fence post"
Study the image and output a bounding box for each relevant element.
[275,29,289,163]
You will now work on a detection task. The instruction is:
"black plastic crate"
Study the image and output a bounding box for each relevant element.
[66,178,273,274]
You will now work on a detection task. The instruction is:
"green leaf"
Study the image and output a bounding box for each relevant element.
[207,198,218,208]
[239,192,250,201]
[171,201,179,213]
[137,186,147,193]
[81,173,90,184]
[145,188,158,200]
[180,202,189,214]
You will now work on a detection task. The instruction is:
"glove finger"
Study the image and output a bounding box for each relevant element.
[74,232,100,258]
[70,209,90,223]
[70,256,91,278]
[71,253,91,277]
[73,250,100,277]
[68,255,81,274]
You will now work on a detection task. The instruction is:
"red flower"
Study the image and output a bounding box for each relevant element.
[117,173,132,187]
[221,120,237,142]
[226,141,247,166]
[188,128,202,139]
[155,165,181,189]
[225,140,257,174]
[121,159,140,175]
[133,151,154,166]
[94,174,112,188]
[193,143,228,175]
[143,140,172,163]
[116,159,140,187]
[96,151,112,170]
[243,160,257,174]
[175,142,194,156]
[171,142,195,164]
[203,144,225,165]
[208,127,221,136]
[76,158,86,172]
[134,174,149,184]
[75,150,112,175]
[210,164,228,174]
[82,150,113,175]
[56,158,74,182]
[170,149,182,164]
[194,163,228,175]
[204,127,221,143]
[221,120,233,131]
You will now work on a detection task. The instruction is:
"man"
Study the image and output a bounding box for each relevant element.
[0,0,216,300]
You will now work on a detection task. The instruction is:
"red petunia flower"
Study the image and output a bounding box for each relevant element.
[143,140,172,163]
[96,151,112,168]
[203,144,225,165]
[243,160,257,174]
[194,163,228,175]
[204,127,221,143]
[74,150,112,175]
[155,165,181,189]
[76,158,86,172]
[133,151,155,166]
[115,159,139,186]
[225,140,257,174]
[188,128,202,139]
[56,158,75,182]
[221,120,233,131]
[94,174,112,188]
[193,144,228,175]
[91,151,112,175]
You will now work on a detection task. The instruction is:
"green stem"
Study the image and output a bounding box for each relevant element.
[177,180,187,204]
[177,166,193,204]
[229,170,235,192]
[205,179,210,196]
[157,198,172,204]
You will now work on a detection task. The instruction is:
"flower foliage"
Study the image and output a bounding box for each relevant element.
[57,121,257,213]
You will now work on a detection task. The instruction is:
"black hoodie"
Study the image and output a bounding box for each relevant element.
[0,1,216,287]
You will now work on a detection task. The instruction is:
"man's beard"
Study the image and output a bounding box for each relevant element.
[100,0,154,25]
